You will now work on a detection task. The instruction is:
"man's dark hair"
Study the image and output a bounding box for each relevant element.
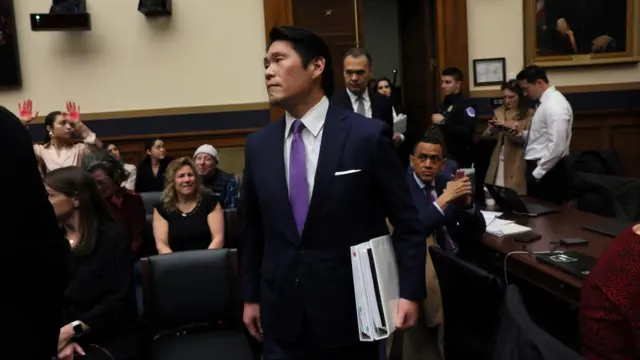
[343,48,373,67]
[441,67,464,82]
[516,65,549,84]
[413,125,447,156]
[268,26,335,98]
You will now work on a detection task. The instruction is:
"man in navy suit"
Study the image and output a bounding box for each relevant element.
[330,48,395,138]
[407,130,486,253]
[240,26,425,359]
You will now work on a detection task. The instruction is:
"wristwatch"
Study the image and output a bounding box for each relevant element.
[71,320,84,337]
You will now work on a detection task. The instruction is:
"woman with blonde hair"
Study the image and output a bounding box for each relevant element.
[482,80,532,195]
[152,157,224,253]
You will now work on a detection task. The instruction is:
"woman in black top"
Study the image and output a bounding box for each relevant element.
[153,157,225,253]
[134,138,173,193]
[44,167,137,360]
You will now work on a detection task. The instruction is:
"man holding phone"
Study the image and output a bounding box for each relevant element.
[511,66,573,204]
[407,130,487,254]
[399,130,487,360]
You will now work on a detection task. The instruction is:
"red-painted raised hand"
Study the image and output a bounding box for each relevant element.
[65,101,81,122]
[17,99,39,125]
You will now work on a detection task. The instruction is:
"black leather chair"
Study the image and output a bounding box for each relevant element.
[140,191,162,222]
[429,246,505,360]
[140,249,253,360]
[492,285,585,360]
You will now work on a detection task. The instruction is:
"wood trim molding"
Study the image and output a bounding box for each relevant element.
[435,0,470,98]
[471,81,640,98]
[27,102,270,124]
[263,0,293,122]
[99,128,259,142]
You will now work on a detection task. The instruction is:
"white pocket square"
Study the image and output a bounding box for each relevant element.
[335,169,361,176]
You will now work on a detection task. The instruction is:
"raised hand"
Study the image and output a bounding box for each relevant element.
[17,99,39,125]
[65,101,81,122]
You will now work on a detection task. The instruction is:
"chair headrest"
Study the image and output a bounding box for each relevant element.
[143,249,238,331]
[139,192,163,214]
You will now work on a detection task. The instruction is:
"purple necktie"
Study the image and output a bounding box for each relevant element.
[289,120,309,235]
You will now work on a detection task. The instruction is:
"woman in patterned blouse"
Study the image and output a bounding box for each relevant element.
[579,223,640,360]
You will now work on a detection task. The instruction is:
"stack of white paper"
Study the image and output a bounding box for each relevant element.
[487,223,532,236]
[393,114,407,133]
[351,235,399,341]
[480,210,503,225]
[481,211,532,236]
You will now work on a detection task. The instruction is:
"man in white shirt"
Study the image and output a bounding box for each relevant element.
[513,65,573,204]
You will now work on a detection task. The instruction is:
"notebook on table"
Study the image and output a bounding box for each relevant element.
[535,251,598,279]
[581,218,632,237]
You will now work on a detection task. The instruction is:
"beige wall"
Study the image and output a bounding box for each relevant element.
[466,0,640,92]
[1,0,268,114]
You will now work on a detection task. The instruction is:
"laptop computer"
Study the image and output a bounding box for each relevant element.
[485,184,559,216]
[535,251,597,279]
[581,218,632,237]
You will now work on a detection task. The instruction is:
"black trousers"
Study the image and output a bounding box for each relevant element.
[525,158,567,204]
[262,336,379,360]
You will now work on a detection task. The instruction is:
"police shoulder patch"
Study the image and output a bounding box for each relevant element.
[465,107,476,117]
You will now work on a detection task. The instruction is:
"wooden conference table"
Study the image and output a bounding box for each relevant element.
[479,202,621,306]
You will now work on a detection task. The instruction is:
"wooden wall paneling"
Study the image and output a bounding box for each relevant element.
[477,112,640,178]
[263,0,364,122]
[105,129,255,166]
[291,0,364,91]
[435,0,470,98]
[263,0,294,122]
[398,0,438,138]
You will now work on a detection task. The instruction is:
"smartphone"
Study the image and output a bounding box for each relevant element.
[559,238,589,246]
[513,231,542,243]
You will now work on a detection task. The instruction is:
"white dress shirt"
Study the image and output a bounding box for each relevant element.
[346,89,372,118]
[523,86,573,180]
[284,96,329,199]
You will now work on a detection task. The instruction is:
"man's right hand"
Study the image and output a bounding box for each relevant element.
[437,177,473,209]
[243,302,263,342]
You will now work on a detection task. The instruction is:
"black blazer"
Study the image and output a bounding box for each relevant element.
[331,89,394,135]
[406,168,486,253]
[64,221,137,359]
[134,156,173,193]
[240,104,425,348]
[0,106,71,359]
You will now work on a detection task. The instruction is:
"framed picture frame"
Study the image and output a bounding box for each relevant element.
[472,57,506,86]
[524,0,639,68]
[0,0,22,88]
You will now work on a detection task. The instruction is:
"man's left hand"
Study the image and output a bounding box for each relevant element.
[395,298,419,329]
[431,113,445,124]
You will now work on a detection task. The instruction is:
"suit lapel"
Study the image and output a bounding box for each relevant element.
[370,93,380,119]
[305,105,350,228]
[268,118,300,243]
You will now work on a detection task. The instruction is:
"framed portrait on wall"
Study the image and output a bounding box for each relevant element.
[0,0,21,87]
[524,0,639,67]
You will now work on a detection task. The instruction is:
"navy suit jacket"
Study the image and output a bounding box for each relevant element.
[406,167,486,251]
[331,89,394,135]
[240,103,425,348]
